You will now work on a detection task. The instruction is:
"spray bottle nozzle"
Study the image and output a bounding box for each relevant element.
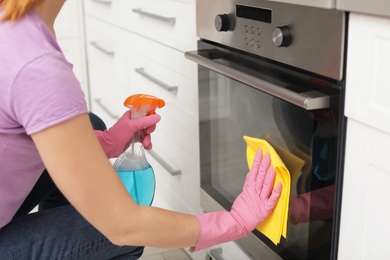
[124,94,165,119]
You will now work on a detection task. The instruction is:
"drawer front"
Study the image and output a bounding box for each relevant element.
[83,0,126,26]
[123,0,196,52]
[126,34,198,138]
[88,64,130,128]
[85,17,128,86]
[127,29,197,79]
[147,128,201,214]
[128,63,198,138]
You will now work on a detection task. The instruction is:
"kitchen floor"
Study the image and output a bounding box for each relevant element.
[140,247,192,260]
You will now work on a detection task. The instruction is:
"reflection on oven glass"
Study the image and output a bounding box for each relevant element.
[200,70,339,259]
[273,95,338,260]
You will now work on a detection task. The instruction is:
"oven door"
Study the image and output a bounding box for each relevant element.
[186,41,344,260]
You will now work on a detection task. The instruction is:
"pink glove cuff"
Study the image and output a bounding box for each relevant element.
[189,151,281,252]
[94,130,117,158]
[93,112,161,159]
[190,212,248,252]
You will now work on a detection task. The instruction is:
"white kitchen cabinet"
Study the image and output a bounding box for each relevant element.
[83,0,201,218]
[343,14,390,136]
[264,0,335,9]
[55,0,89,107]
[126,33,199,139]
[337,0,390,18]
[339,120,390,259]
[84,17,131,127]
[87,63,128,128]
[339,13,390,259]
[85,18,128,87]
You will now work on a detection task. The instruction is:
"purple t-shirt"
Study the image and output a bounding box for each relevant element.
[0,10,88,228]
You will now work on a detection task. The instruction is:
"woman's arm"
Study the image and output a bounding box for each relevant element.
[31,113,199,248]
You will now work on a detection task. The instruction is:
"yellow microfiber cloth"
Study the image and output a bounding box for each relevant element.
[262,133,306,189]
[243,136,291,245]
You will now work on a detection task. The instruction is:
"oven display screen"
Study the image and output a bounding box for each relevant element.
[236,5,272,23]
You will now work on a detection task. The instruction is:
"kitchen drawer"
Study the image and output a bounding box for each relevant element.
[147,128,201,214]
[157,108,199,157]
[123,0,196,52]
[128,64,198,138]
[88,63,130,128]
[83,0,126,27]
[126,35,198,138]
[85,17,128,86]
[344,14,390,135]
[126,30,197,79]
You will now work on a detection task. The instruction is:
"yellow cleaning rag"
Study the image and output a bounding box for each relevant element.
[243,136,291,245]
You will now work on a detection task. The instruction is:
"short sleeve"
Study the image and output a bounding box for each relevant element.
[10,52,88,135]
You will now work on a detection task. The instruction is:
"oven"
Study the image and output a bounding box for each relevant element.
[185,1,347,259]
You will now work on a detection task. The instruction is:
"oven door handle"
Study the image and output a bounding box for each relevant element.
[185,50,332,110]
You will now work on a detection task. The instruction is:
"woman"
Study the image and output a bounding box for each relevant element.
[0,0,282,259]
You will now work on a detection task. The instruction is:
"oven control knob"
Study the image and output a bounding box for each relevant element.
[272,26,292,47]
[215,14,230,32]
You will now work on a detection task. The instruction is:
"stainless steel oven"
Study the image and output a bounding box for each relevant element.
[185,1,347,259]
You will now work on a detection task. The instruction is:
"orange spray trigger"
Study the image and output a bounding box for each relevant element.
[124,94,165,119]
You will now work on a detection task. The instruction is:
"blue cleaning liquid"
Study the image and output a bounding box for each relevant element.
[116,166,155,206]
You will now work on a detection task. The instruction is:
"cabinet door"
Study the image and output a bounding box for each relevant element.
[339,119,390,259]
[344,14,390,135]
[339,13,390,259]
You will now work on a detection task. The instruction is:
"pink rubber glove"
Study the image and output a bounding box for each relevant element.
[94,110,161,158]
[191,150,282,252]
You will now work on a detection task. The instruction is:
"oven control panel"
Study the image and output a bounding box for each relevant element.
[197,0,346,80]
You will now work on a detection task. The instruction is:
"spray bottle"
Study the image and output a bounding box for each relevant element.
[113,94,165,206]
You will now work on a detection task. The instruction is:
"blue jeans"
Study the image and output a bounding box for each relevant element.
[0,113,144,259]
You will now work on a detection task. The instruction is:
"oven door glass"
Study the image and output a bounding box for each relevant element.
[194,42,342,260]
